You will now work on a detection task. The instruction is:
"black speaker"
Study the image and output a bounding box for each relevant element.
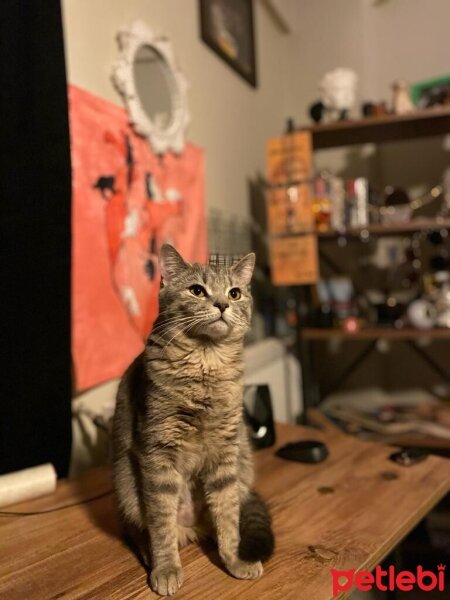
[243,385,276,449]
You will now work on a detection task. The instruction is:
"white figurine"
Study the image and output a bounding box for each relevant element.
[392,80,415,115]
[319,68,358,121]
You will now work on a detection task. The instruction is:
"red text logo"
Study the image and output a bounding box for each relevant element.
[331,564,446,596]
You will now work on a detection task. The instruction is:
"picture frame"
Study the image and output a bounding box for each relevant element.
[410,75,450,109]
[112,20,191,154]
[199,0,257,88]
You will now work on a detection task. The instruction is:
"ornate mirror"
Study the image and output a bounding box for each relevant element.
[112,20,190,154]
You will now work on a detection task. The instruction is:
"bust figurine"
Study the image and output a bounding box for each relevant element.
[319,68,358,121]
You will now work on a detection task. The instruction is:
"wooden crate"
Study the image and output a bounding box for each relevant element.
[270,235,319,286]
[266,131,318,285]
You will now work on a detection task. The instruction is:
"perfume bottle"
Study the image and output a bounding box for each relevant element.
[346,179,357,228]
[312,175,332,231]
[330,176,345,232]
[354,177,369,227]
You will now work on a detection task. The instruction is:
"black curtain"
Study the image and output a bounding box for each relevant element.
[0,1,72,476]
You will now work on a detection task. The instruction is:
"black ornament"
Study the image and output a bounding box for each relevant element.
[309,101,325,123]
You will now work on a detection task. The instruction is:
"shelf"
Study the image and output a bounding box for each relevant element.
[271,219,450,239]
[317,218,450,237]
[301,107,450,149]
[301,327,450,341]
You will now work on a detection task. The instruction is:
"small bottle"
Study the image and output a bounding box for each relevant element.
[346,179,357,228]
[312,175,332,231]
[330,176,345,232]
[354,177,369,227]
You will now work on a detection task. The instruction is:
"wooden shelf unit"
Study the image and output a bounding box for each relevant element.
[271,219,450,241]
[302,106,450,149]
[294,109,450,415]
[317,218,450,237]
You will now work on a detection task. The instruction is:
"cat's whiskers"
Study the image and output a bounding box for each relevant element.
[160,316,206,353]
[226,313,245,329]
[152,312,208,334]
[157,313,208,342]
[150,314,200,336]
[150,317,196,336]
[153,317,202,345]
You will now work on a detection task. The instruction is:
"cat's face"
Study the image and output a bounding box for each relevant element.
[157,245,255,342]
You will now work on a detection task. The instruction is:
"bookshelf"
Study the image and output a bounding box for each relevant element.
[295,109,450,417]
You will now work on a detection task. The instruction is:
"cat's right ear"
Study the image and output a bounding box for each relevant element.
[159,244,189,285]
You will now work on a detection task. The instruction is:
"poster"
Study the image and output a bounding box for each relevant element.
[70,85,207,391]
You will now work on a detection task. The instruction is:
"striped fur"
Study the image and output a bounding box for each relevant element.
[239,491,275,562]
[112,245,273,596]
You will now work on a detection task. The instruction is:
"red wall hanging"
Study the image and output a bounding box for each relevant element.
[69,85,207,391]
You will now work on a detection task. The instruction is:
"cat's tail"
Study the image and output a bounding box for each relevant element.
[238,491,274,562]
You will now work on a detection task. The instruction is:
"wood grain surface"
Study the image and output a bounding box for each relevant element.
[316,218,450,237]
[1,422,449,600]
[302,106,450,149]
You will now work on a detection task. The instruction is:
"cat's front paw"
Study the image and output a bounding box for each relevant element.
[150,565,183,596]
[227,559,263,580]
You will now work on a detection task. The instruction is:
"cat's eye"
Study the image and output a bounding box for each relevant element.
[189,284,206,297]
[228,288,241,300]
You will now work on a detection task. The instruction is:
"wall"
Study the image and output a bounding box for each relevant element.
[285,0,450,123]
[284,0,450,394]
[62,0,294,220]
[363,0,450,192]
[285,0,450,185]
[63,0,450,230]
[284,0,367,175]
[64,0,449,402]
[362,0,450,100]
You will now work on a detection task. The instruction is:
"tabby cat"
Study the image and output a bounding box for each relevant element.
[112,244,274,596]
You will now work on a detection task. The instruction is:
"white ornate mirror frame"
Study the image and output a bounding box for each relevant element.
[112,20,190,155]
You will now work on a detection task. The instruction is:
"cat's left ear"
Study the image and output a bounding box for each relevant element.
[231,253,255,286]
[159,244,189,285]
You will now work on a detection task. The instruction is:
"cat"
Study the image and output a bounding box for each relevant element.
[112,244,274,596]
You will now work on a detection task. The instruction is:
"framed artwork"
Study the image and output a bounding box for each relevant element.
[410,75,450,109]
[69,85,207,391]
[199,0,257,88]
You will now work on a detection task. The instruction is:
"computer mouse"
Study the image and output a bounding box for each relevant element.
[275,440,329,463]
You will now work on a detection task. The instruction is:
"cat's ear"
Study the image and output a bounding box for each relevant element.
[159,244,189,284]
[231,253,255,286]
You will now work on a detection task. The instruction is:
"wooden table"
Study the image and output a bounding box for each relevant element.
[1,422,450,600]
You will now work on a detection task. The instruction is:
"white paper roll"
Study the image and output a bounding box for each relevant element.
[0,463,57,508]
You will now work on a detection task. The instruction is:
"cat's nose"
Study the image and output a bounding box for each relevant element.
[214,301,229,313]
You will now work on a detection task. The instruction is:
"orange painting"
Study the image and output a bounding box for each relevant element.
[69,85,207,391]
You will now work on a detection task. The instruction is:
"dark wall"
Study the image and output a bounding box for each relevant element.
[0,1,72,476]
